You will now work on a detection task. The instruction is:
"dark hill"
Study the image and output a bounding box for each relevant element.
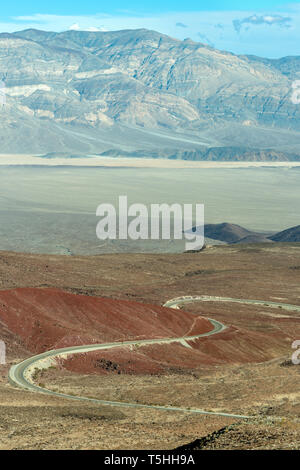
[204,223,254,243]
[231,234,273,244]
[269,225,300,242]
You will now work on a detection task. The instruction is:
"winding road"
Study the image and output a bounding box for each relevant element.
[8,295,300,419]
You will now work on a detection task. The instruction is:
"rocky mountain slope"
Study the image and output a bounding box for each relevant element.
[0,28,299,157]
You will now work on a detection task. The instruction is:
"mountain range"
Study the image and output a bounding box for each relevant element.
[0,28,299,158]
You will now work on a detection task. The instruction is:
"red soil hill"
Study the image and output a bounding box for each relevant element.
[0,288,212,354]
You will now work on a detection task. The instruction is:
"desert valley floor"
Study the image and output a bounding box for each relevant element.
[0,243,299,449]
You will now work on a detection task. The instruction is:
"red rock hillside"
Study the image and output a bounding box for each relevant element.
[0,288,212,355]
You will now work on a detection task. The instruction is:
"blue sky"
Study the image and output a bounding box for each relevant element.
[0,1,290,15]
[1,1,299,57]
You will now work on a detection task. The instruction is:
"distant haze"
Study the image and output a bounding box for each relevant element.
[0,165,299,255]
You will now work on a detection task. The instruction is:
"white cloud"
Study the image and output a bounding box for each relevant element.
[68,23,103,32]
[233,14,292,33]
[69,23,80,31]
